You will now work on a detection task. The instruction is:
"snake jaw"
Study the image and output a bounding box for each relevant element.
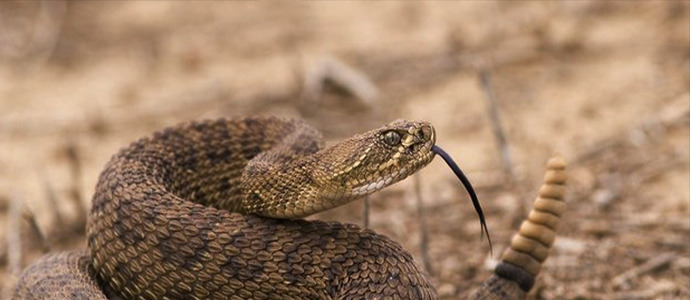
[348,143,436,197]
[350,168,408,196]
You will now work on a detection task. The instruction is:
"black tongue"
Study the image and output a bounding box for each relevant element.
[432,145,492,254]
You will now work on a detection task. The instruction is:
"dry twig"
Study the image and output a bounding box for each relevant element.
[65,140,87,232]
[1,194,24,300]
[7,194,23,277]
[476,63,526,227]
[413,174,433,276]
[21,206,50,254]
[41,171,64,229]
[477,65,515,182]
[611,253,677,288]
[301,56,379,109]
[614,280,679,300]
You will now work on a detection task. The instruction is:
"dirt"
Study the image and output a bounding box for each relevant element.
[0,2,688,299]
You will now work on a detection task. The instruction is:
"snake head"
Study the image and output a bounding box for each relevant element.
[317,119,436,200]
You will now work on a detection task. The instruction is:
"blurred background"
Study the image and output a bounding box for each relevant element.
[0,2,688,299]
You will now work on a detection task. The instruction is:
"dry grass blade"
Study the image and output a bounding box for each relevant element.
[41,171,64,229]
[611,253,677,288]
[1,194,24,300]
[301,56,379,109]
[65,140,87,233]
[7,194,23,277]
[21,206,50,254]
[414,174,433,276]
[477,65,515,182]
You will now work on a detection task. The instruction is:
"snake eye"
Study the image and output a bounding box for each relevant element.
[383,130,401,146]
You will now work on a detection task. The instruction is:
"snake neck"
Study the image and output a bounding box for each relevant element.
[239,154,331,218]
[238,144,413,219]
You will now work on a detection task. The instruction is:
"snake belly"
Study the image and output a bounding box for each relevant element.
[12,117,567,300]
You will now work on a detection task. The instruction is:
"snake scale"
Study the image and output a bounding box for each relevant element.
[12,117,567,300]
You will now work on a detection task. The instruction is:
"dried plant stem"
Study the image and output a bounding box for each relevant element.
[1,194,24,299]
[65,140,87,232]
[611,253,677,288]
[7,194,23,277]
[477,65,524,226]
[301,56,379,109]
[478,67,515,182]
[41,171,64,229]
[22,206,50,254]
[414,174,433,276]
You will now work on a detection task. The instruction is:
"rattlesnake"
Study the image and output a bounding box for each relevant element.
[12,117,567,300]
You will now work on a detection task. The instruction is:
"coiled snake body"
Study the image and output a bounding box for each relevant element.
[13,117,567,300]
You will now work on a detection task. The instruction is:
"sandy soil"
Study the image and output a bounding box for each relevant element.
[0,2,688,299]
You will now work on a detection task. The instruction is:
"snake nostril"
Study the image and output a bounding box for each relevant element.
[417,125,433,142]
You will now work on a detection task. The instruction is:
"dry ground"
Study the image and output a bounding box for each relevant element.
[0,2,688,299]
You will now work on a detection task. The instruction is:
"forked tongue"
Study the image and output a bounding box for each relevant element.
[432,145,492,254]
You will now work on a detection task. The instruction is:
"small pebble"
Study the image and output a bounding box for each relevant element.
[437,283,457,297]
[592,188,617,210]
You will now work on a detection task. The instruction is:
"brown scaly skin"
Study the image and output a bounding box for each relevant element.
[12,117,566,300]
[11,251,108,300]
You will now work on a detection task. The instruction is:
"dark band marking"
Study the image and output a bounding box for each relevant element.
[495,262,535,292]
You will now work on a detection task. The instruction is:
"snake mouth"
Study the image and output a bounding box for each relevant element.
[350,141,436,197]
[350,168,410,196]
